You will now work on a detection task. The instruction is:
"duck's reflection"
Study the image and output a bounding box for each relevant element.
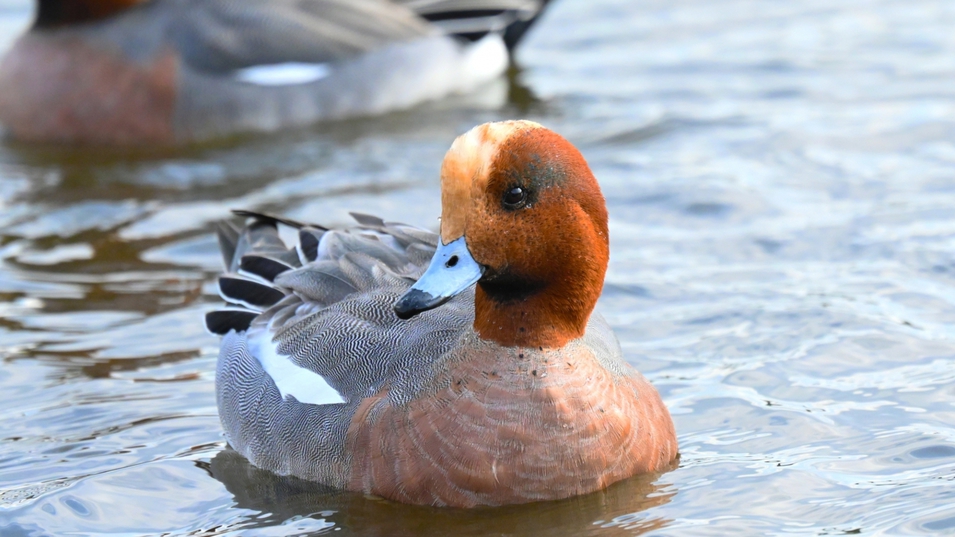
[207,448,675,537]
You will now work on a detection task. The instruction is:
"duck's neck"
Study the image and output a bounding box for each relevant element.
[35,0,139,28]
[473,232,609,350]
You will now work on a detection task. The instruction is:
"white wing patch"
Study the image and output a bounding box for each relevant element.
[248,330,346,405]
[235,63,331,86]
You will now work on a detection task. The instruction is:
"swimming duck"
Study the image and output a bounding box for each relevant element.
[0,0,549,145]
[206,120,678,507]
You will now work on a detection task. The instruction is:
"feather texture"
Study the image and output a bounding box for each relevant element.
[210,212,472,486]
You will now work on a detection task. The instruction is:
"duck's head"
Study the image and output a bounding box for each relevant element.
[395,120,609,349]
[34,0,141,29]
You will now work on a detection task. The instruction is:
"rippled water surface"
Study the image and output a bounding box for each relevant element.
[3,0,955,535]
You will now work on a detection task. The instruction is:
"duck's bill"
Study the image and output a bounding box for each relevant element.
[394,236,483,319]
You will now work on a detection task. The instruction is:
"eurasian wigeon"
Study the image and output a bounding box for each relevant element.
[0,0,550,145]
[206,120,679,507]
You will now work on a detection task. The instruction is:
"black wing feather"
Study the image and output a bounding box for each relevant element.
[219,276,285,309]
[205,309,260,335]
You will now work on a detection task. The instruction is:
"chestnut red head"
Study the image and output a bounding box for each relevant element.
[35,0,141,29]
[395,121,609,348]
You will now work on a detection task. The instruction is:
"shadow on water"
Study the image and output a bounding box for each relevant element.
[207,449,676,537]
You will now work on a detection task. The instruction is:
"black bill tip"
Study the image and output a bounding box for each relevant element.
[393,288,449,320]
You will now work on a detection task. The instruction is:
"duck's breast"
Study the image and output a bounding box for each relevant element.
[346,315,679,507]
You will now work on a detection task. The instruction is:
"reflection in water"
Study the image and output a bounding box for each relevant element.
[208,449,675,537]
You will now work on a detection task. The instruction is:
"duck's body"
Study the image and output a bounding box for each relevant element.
[0,0,548,144]
[208,121,678,507]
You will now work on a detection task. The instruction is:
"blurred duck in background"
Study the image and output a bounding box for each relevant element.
[0,0,550,145]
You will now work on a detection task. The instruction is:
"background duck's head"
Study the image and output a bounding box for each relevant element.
[34,0,142,28]
[395,120,609,349]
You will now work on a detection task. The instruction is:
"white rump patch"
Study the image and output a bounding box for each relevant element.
[235,62,331,86]
[248,330,345,405]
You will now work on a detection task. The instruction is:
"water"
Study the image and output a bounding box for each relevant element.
[2,0,955,535]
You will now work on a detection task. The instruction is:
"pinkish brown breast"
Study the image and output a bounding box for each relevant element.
[346,332,678,507]
[0,33,177,145]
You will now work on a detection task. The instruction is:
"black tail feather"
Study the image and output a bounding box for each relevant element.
[219,276,285,310]
[205,309,259,335]
[239,255,294,282]
[412,0,552,50]
[299,228,322,262]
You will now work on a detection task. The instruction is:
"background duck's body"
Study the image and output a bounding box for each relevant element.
[0,0,549,144]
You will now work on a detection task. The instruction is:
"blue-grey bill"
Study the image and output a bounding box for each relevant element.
[394,236,483,319]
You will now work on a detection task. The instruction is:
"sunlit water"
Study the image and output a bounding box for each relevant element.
[2,0,955,535]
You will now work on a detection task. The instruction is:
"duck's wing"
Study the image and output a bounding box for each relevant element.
[395,0,552,49]
[208,211,472,404]
[171,0,433,74]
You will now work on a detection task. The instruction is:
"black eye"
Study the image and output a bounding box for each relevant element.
[503,186,527,209]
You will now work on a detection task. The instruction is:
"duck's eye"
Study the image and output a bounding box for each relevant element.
[503,186,527,209]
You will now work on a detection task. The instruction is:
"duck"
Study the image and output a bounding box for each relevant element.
[0,0,550,145]
[206,120,679,507]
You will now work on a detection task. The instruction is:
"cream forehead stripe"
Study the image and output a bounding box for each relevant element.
[439,120,544,244]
